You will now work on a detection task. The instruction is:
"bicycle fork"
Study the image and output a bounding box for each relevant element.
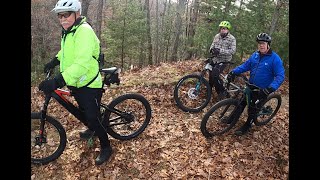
[35,118,47,146]
[34,95,54,146]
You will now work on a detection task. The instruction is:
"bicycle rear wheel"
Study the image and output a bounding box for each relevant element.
[31,112,67,165]
[254,93,282,126]
[200,98,239,138]
[104,93,152,140]
[173,74,211,113]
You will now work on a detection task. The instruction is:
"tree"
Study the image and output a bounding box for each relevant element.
[170,0,185,61]
[155,0,160,64]
[145,0,153,65]
[95,0,104,40]
[185,0,199,60]
[81,0,92,21]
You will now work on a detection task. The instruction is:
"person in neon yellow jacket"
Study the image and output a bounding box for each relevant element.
[38,0,112,165]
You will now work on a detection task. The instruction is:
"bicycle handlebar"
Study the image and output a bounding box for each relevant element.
[204,56,234,66]
[226,74,261,92]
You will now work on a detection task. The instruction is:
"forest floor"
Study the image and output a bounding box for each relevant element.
[31,59,289,180]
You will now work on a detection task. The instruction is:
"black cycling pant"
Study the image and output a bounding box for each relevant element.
[208,63,227,94]
[230,89,267,125]
[71,87,110,148]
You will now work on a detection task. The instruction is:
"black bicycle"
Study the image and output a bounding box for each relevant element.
[200,75,282,138]
[31,67,152,165]
[173,57,246,113]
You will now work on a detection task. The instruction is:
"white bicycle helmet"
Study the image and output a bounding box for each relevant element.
[52,0,82,14]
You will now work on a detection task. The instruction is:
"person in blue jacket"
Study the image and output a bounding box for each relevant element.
[226,32,285,136]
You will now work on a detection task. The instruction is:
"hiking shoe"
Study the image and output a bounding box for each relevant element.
[79,129,97,140]
[220,116,233,124]
[95,147,113,165]
[234,124,251,136]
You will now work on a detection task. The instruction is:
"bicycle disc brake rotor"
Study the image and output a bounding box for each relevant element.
[261,105,273,115]
[35,135,47,146]
[188,88,198,99]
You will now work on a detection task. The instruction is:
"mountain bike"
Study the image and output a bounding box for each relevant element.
[31,67,152,165]
[200,75,282,138]
[173,57,246,113]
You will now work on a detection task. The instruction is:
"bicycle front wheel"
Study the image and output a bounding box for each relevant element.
[200,98,239,138]
[254,93,282,126]
[104,93,152,140]
[173,74,211,113]
[31,112,67,165]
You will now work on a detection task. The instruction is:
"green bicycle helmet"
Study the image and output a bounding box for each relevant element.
[219,21,231,30]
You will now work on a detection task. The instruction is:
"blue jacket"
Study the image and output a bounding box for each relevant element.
[232,50,285,90]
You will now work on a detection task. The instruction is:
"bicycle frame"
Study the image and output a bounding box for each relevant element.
[202,61,242,94]
[32,66,153,165]
[224,80,265,121]
[48,89,84,121]
[37,67,124,132]
[40,88,129,128]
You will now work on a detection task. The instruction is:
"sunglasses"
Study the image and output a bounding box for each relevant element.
[57,12,73,19]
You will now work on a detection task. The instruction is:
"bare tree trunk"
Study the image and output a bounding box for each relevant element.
[269,0,284,36]
[185,0,199,60]
[233,0,243,33]
[158,0,168,63]
[81,0,92,21]
[139,40,145,68]
[121,0,128,69]
[164,0,172,62]
[234,0,244,61]
[139,0,146,68]
[170,0,185,61]
[155,0,159,64]
[258,0,265,28]
[185,0,190,38]
[95,0,104,40]
[145,0,153,65]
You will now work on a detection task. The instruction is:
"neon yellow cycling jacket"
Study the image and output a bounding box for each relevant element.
[56,16,102,88]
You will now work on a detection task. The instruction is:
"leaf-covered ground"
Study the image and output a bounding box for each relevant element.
[31,59,289,180]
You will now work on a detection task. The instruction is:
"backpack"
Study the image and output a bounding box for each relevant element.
[93,49,105,70]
